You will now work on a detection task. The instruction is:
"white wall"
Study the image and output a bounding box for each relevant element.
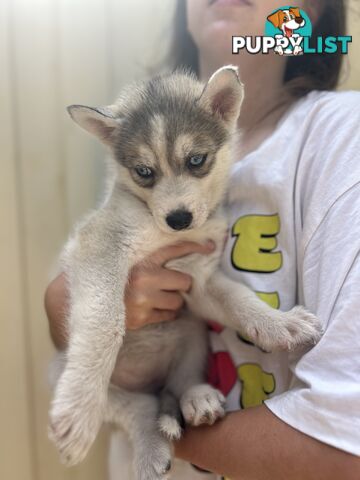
[0,1,359,479]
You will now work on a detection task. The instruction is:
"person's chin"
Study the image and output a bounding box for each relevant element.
[205,0,256,29]
[201,20,241,48]
[204,6,252,34]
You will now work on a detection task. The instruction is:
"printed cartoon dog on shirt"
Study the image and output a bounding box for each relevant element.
[267,7,306,56]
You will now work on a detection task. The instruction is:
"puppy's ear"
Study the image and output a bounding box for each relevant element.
[67,105,121,145]
[198,65,244,127]
[290,7,301,18]
[267,10,282,28]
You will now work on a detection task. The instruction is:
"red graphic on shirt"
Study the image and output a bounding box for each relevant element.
[207,321,237,396]
[207,351,237,397]
[207,320,225,334]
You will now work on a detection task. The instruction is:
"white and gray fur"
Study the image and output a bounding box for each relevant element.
[48,66,321,479]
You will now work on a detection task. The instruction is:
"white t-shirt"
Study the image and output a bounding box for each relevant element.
[108,90,360,480]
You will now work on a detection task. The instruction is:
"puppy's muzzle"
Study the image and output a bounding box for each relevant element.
[166,209,193,231]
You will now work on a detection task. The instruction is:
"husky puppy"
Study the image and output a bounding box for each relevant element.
[48,66,321,479]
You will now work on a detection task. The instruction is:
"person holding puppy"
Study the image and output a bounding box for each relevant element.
[45,0,360,478]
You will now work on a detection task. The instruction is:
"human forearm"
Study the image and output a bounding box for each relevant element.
[174,404,360,480]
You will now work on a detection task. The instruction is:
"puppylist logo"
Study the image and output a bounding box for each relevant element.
[232,6,352,56]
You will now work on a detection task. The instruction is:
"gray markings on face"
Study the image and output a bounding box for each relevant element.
[112,71,229,187]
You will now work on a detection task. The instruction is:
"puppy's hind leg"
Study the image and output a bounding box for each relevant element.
[105,385,173,480]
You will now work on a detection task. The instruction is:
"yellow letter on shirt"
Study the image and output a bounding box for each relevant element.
[231,214,282,273]
[237,364,275,409]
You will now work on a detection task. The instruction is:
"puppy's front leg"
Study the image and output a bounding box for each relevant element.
[49,233,130,466]
[159,320,225,440]
[188,271,322,352]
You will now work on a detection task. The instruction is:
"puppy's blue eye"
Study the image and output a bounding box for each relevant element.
[187,154,207,169]
[135,165,154,178]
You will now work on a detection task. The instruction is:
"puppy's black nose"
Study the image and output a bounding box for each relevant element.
[166,210,193,230]
[295,16,304,25]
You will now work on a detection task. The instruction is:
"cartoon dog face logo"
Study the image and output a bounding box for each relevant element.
[267,7,306,56]
[267,7,305,38]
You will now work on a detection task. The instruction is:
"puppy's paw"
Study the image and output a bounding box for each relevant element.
[247,306,322,352]
[180,384,225,427]
[48,382,104,466]
[282,306,322,348]
[134,433,172,480]
[158,414,182,441]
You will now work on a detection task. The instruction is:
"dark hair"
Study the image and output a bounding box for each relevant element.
[164,0,347,98]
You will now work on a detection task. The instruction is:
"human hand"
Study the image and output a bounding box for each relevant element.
[125,240,216,330]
